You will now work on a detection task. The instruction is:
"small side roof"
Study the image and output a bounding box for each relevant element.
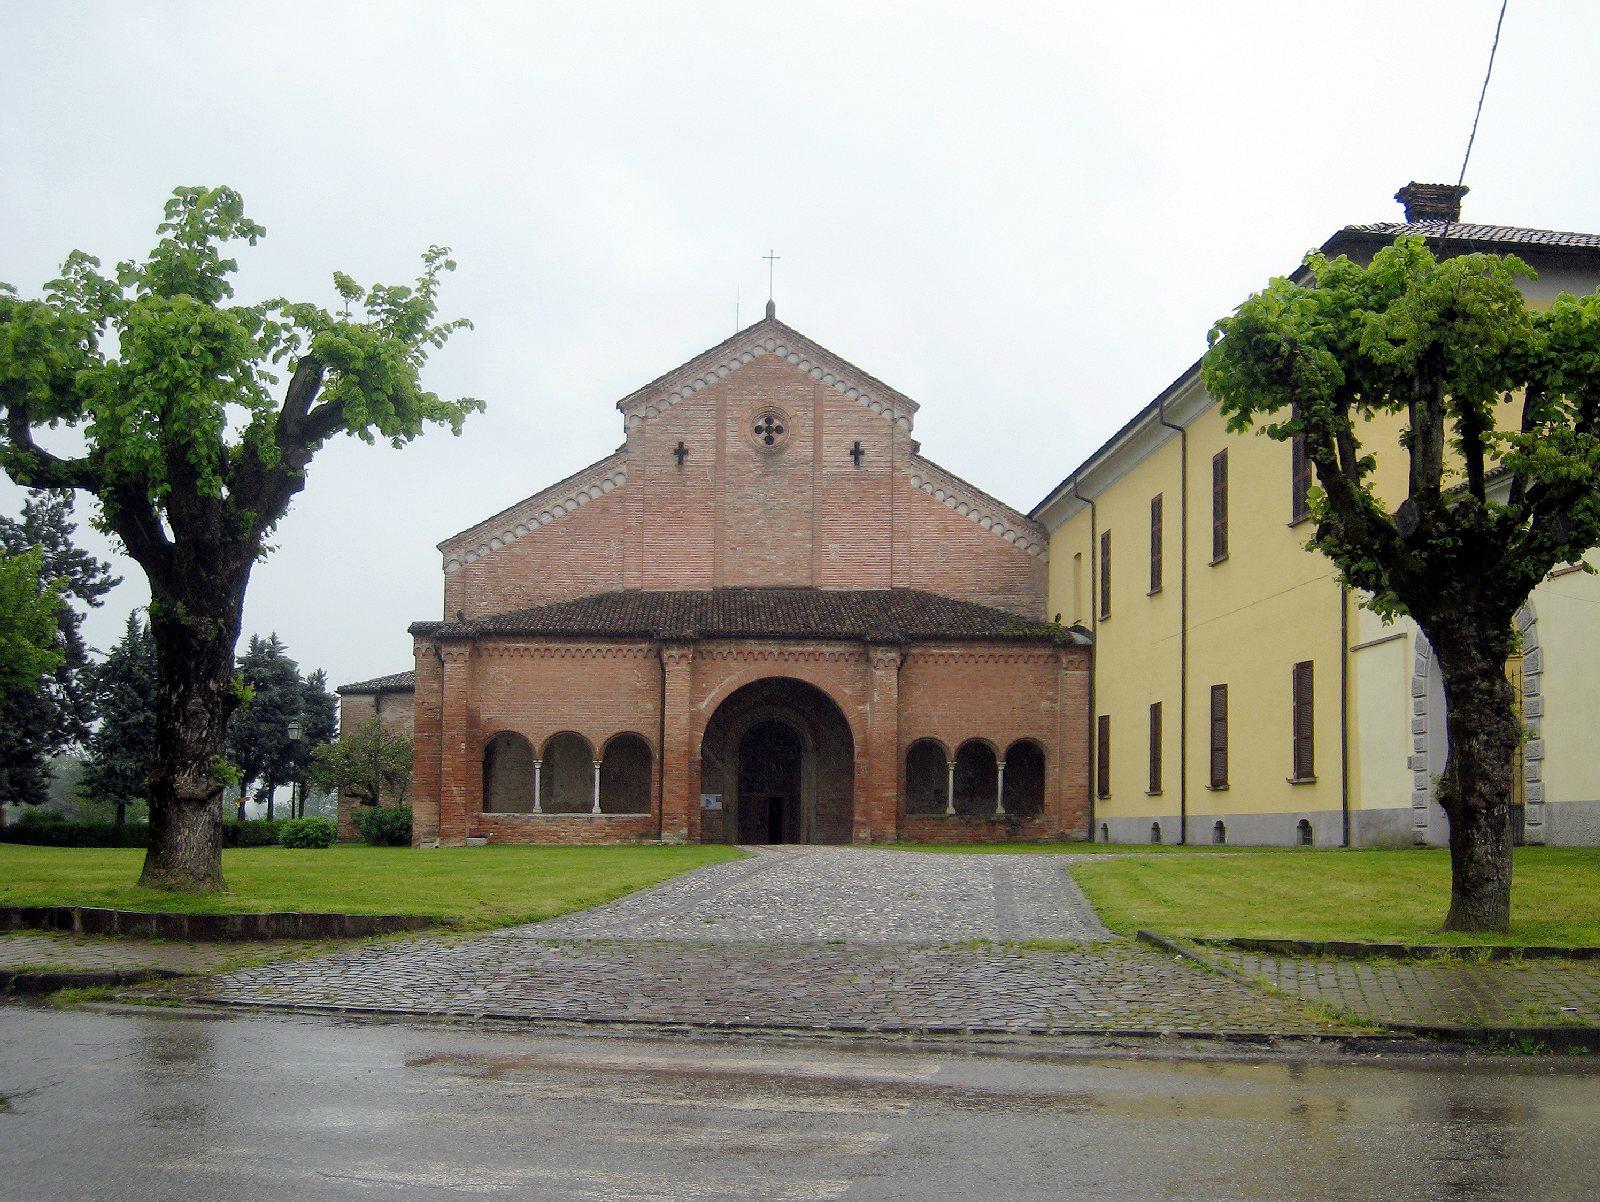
[336,670,416,695]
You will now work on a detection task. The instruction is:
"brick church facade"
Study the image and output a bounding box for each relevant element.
[338,305,1091,845]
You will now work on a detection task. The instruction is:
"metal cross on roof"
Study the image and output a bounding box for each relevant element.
[763,249,780,303]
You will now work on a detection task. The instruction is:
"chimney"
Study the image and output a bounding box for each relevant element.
[1395,181,1469,224]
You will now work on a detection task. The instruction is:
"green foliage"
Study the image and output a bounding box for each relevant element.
[352,804,412,847]
[275,816,336,849]
[0,810,147,847]
[1202,236,1600,625]
[0,491,119,807]
[0,546,63,694]
[226,633,303,813]
[224,818,283,848]
[310,716,412,807]
[79,613,157,817]
[0,185,477,887]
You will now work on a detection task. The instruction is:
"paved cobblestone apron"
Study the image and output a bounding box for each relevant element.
[1217,948,1600,1029]
[165,849,1349,1036]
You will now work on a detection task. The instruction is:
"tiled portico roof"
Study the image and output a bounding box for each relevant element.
[335,670,416,695]
[411,588,1087,646]
[1332,221,1600,254]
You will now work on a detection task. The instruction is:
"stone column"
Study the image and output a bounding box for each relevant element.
[531,761,543,813]
[995,759,1007,816]
[658,643,696,843]
[437,642,473,847]
[591,760,603,815]
[861,643,903,842]
[945,760,956,817]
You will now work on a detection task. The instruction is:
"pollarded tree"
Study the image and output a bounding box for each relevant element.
[0,186,478,890]
[1203,235,1600,933]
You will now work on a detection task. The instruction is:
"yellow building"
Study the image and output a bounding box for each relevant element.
[1031,184,1600,847]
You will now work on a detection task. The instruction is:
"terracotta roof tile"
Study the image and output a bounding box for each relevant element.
[336,670,416,695]
[410,588,1084,646]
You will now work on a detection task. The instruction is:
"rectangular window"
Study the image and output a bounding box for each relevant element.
[1096,715,1111,799]
[1099,530,1112,619]
[1211,450,1229,562]
[1148,701,1162,794]
[1292,660,1315,780]
[1209,684,1229,788]
[1291,434,1312,524]
[1149,494,1163,594]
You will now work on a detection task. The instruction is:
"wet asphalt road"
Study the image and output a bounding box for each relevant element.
[2,1004,1598,1201]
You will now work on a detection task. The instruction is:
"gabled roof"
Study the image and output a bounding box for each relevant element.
[336,670,416,695]
[615,308,920,433]
[1031,217,1600,527]
[411,588,1085,646]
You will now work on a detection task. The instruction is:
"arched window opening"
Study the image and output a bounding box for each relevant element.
[905,740,948,816]
[1296,819,1314,847]
[1212,820,1227,846]
[482,732,536,814]
[953,740,998,818]
[1002,741,1046,818]
[1150,821,1162,845]
[599,734,652,814]
[540,732,595,814]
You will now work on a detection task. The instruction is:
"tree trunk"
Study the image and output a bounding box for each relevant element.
[1432,635,1520,933]
[264,785,275,822]
[138,557,253,893]
[115,800,126,828]
[237,795,247,823]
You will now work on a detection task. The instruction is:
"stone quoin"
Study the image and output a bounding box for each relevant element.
[338,308,1092,845]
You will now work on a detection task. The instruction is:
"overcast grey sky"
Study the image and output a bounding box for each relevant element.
[4,1,1598,689]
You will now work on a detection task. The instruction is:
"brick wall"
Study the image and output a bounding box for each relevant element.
[409,635,1089,846]
[439,353,1048,619]
[335,688,416,841]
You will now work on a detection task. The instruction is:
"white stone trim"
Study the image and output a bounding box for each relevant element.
[907,457,1049,560]
[442,454,629,574]
[618,328,917,435]
[1409,601,1544,842]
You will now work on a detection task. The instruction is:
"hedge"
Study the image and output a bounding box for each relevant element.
[0,815,287,849]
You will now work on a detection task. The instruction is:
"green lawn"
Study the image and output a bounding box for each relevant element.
[1069,846,1600,947]
[0,844,743,930]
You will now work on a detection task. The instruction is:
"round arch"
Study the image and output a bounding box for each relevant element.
[905,738,949,816]
[599,732,653,814]
[953,739,998,818]
[482,731,535,814]
[698,677,855,844]
[1002,738,1046,818]
[540,731,595,815]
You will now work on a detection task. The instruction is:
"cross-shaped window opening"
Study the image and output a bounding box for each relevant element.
[754,415,785,445]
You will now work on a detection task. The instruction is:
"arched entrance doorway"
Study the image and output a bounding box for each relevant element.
[699,678,855,844]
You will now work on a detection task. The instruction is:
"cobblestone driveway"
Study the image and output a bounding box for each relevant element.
[525,846,1111,943]
[165,849,1350,1035]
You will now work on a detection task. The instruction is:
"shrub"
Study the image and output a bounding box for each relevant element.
[223,819,283,848]
[277,816,337,849]
[352,804,412,847]
[1,812,148,847]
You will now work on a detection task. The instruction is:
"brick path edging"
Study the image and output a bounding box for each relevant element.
[1141,930,1600,1051]
[0,906,439,941]
[1209,936,1600,961]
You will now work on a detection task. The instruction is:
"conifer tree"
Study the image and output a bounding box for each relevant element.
[81,612,157,826]
[226,634,303,820]
[0,490,118,809]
